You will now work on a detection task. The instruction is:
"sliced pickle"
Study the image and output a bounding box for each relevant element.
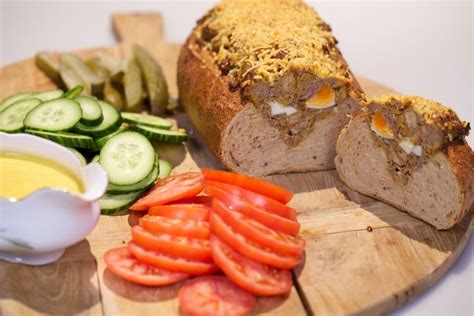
[61,54,105,98]
[123,59,143,112]
[35,52,64,88]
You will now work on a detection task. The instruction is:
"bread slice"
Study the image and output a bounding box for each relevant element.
[177,0,363,176]
[335,95,473,229]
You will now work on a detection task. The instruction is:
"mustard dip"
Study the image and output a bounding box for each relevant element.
[0,152,83,199]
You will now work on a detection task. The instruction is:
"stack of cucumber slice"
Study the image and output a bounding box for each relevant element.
[0,87,186,214]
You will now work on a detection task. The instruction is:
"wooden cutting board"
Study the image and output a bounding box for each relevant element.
[0,13,472,316]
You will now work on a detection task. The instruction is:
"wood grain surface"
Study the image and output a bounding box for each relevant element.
[0,13,472,316]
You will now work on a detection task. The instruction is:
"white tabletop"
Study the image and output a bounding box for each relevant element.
[1,1,473,315]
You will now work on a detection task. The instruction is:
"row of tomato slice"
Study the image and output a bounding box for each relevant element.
[104,169,305,315]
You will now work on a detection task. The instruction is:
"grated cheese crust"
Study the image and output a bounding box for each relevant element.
[194,0,351,87]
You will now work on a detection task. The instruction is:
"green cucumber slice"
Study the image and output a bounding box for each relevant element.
[133,124,187,143]
[0,92,35,112]
[121,112,172,130]
[63,86,84,99]
[100,190,143,215]
[25,129,96,149]
[24,98,82,132]
[73,100,121,138]
[99,131,156,185]
[157,159,173,179]
[66,147,87,166]
[107,165,158,194]
[33,89,64,102]
[91,155,100,163]
[0,98,42,133]
[94,124,128,149]
[75,96,103,126]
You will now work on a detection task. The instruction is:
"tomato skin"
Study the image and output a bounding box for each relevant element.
[104,247,189,286]
[140,215,211,240]
[148,204,210,222]
[178,276,255,316]
[130,172,204,211]
[210,236,292,296]
[205,185,300,236]
[210,211,301,269]
[205,180,296,220]
[128,242,218,276]
[171,195,212,207]
[201,168,293,204]
[212,199,305,256]
[131,225,212,261]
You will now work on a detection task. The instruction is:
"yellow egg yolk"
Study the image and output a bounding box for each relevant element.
[371,111,394,139]
[306,85,336,108]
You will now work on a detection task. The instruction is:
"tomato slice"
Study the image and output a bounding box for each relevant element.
[148,204,210,222]
[205,180,296,220]
[212,199,305,256]
[205,185,300,236]
[210,236,292,296]
[103,247,189,286]
[178,275,255,316]
[210,211,301,269]
[130,172,204,211]
[171,195,213,207]
[139,215,210,240]
[132,225,212,261]
[201,168,293,204]
[128,242,218,276]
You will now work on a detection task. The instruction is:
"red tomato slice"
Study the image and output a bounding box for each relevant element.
[103,247,189,286]
[179,275,255,316]
[205,180,296,220]
[148,204,210,222]
[210,211,301,269]
[130,172,204,211]
[140,215,210,240]
[132,225,212,261]
[205,185,300,236]
[212,199,305,256]
[210,236,292,296]
[201,168,293,204]
[128,242,218,276]
[171,195,213,207]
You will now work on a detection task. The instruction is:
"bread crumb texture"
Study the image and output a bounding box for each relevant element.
[194,0,351,87]
[368,95,470,142]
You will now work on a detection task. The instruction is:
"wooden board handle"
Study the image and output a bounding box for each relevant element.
[112,13,163,46]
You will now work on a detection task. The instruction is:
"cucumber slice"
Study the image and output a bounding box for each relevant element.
[0,91,35,112]
[133,125,187,143]
[91,155,100,163]
[63,86,84,99]
[107,165,158,194]
[99,131,156,185]
[66,147,87,166]
[24,98,82,132]
[33,89,64,102]
[100,190,143,215]
[75,96,103,126]
[0,98,42,133]
[94,124,128,149]
[121,112,172,130]
[25,129,96,149]
[158,159,173,179]
[73,100,122,138]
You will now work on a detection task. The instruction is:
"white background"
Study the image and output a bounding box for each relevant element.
[1,1,473,315]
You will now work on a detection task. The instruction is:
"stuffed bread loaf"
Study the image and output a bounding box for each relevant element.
[178,0,364,176]
[336,95,473,229]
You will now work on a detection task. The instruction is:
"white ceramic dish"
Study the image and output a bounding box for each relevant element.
[0,132,108,265]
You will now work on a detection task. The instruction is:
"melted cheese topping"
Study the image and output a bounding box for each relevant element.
[371,111,394,139]
[306,85,336,109]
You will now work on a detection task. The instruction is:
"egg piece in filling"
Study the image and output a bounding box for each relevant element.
[305,85,336,109]
[371,111,394,139]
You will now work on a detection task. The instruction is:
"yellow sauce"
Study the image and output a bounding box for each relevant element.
[0,152,84,200]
